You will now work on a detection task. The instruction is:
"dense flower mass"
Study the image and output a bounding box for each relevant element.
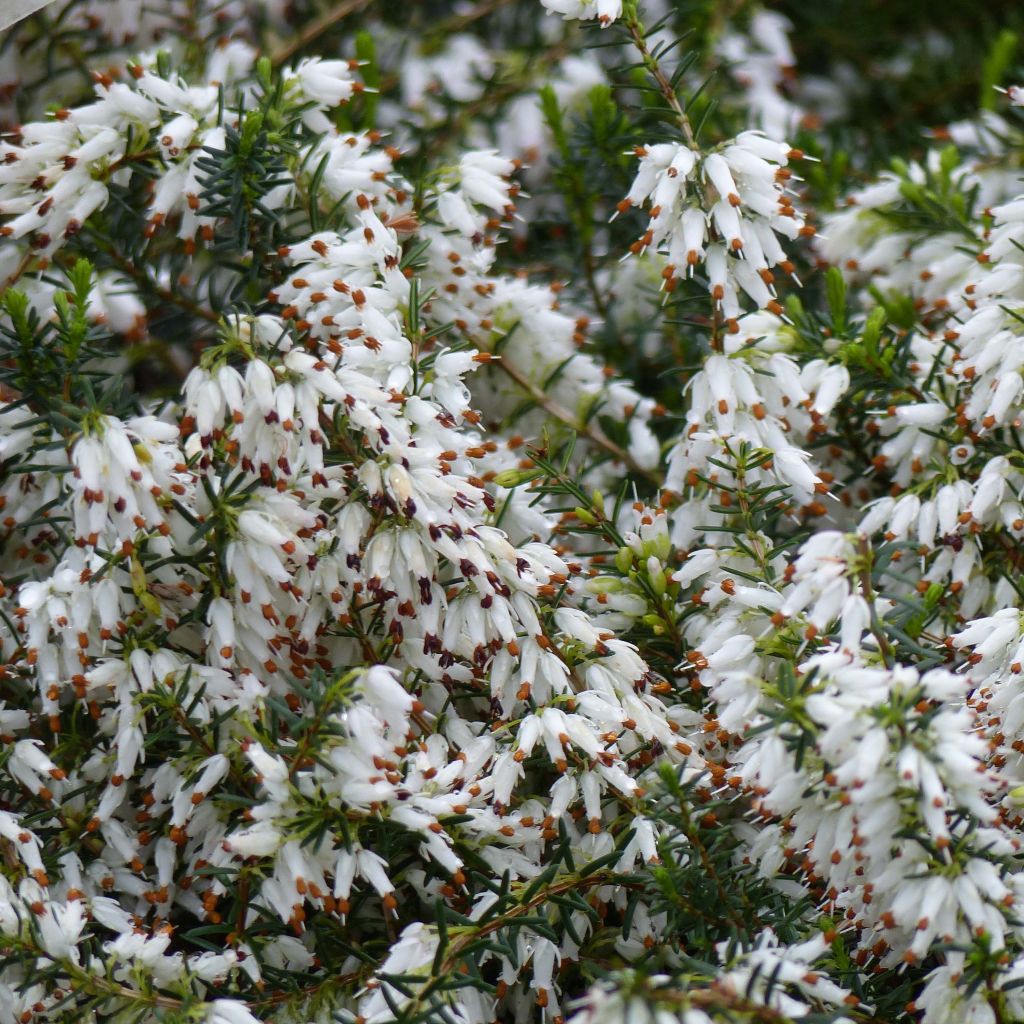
[2,2,1024,1024]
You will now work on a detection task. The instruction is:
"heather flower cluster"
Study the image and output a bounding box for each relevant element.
[1,3,1024,1024]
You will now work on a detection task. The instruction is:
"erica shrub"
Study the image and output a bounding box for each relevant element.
[2,3,1024,1024]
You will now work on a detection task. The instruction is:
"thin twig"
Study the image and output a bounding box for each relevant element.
[624,14,698,148]
[394,870,636,1023]
[106,251,221,324]
[493,354,662,486]
[438,0,514,33]
[0,250,37,294]
[421,39,571,161]
[270,0,373,68]
[857,536,894,667]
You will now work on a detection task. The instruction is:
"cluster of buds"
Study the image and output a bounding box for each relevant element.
[620,132,811,319]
